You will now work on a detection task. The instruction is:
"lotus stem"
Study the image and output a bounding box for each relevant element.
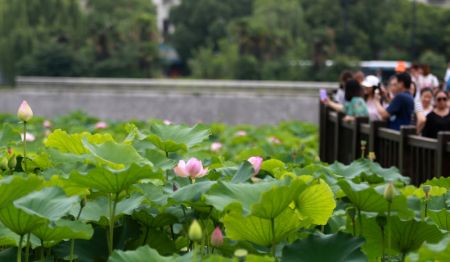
[424,199,429,219]
[25,233,31,262]
[40,240,45,261]
[70,201,84,262]
[23,121,27,172]
[358,209,363,236]
[17,234,24,262]
[108,193,119,255]
[387,203,392,262]
[271,217,276,258]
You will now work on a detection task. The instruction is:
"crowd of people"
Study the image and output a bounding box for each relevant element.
[322,62,450,139]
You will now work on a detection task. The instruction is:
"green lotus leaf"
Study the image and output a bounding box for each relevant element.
[169,181,216,204]
[260,159,285,174]
[134,183,167,206]
[407,236,450,262]
[70,164,161,194]
[32,219,93,247]
[252,178,307,219]
[0,174,43,209]
[355,214,445,259]
[15,187,79,221]
[132,209,178,228]
[425,176,450,189]
[0,123,20,146]
[338,180,413,218]
[282,232,367,262]
[82,138,151,168]
[428,209,450,231]
[0,204,48,235]
[230,161,254,183]
[223,208,302,246]
[43,175,90,196]
[329,159,409,184]
[295,181,336,225]
[0,223,19,247]
[78,194,144,223]
[45,129,113,154]
[108,245,190,262]
[145,124,210,153]
[204,181,274,214]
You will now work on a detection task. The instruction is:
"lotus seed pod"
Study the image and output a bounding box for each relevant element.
[17,100,33,122]
[234,249,248,258]
[188,219,202,241]
[368,152,376,161]
[384,182,395,203]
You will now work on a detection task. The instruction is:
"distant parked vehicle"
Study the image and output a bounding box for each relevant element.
[360,60,411,84]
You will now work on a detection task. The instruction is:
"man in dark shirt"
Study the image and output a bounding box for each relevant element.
[375,73,415,130]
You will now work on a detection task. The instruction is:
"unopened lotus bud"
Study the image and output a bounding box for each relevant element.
[423,185,431,199]
[1,158,8,169]
[368,152,376,161]
[188,220,202,241]
[210,226,224,247]
[8,154,17,170]
[384,182,395,203]
[17,100,33,122]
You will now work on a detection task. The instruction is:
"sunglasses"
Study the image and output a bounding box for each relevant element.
[437,97,448,102]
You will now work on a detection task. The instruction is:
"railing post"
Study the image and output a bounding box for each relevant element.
[319,102,327,162]
[399,126,416,184]
[436,131,450,178]
[334,111,345,161]
[352,117,369,160]
[369,120,386,155]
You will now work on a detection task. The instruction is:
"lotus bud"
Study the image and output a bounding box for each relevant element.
[210,226,224,247]
[8,154,17,170]
[268,136,281,144]
[248,156,263,175]
[384,182,395,203]
[210,142,223,152]
[1,158,8,170]
[17,100,33,122]
[368,152,376,161]
[423,185,431,199]
[188,219,202,241]
[43,120,52,129]
[21,132,36,142]
[95,121,108,129]
[235,130,247,137]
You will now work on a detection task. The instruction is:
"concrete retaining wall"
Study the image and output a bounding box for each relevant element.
[0,77,337,125]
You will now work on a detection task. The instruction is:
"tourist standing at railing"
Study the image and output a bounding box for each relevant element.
[420,64,440,94]
[374,73,415,131]
[422,91,450,139]
[361,75,382,121]
[419,88,434,116]
[323,79,368,122]
[334,70,353,105]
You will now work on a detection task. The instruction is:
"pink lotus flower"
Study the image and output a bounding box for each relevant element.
[268,136,281,144]
[163,119,172,125]
[43,120,52,129]
[210,142,223,152]
[17,100,33,122]
[174,158,208,182]
[21,132,35,142]
[235,130,247,137]
[95,121,108,129]
[210,226,224,247]
[248,156,263,175]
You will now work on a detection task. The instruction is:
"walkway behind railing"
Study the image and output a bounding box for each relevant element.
[319,103,450,185]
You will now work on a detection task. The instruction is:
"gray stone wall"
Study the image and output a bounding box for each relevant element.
[0,77,336,125]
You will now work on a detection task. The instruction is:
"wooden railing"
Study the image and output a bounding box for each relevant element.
[319,102,450,185]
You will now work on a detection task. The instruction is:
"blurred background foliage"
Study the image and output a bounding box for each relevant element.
[0,0,449,84]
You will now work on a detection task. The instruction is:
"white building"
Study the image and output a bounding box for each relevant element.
[152,0,181,36]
